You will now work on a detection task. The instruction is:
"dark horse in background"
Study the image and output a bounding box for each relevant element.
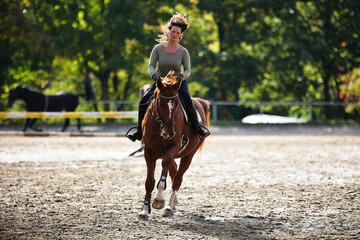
[7,85,81,132]
[138,71,210,220]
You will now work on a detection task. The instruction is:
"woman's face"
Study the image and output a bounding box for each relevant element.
[168,26,182,42]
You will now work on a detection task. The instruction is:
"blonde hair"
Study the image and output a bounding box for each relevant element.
[156,13,189,44]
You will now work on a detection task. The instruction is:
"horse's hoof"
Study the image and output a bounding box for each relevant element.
[162,207,174,217]
[152,199,165,209]
[138,214,148,221]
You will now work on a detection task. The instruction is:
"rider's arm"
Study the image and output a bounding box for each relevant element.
[148,46,159,77]
[182,48,191,80]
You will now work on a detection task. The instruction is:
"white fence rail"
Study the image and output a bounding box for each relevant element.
[1,100,359,121]
[210,101,360,121]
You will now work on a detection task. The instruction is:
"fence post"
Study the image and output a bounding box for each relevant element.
[308,104,313,121]
[212,103,217,121]
[114,102,118,112]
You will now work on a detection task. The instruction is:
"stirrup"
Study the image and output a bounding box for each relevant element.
[125,126,140,142]
[198,125,211,140]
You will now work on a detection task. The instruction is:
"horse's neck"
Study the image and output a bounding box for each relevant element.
[19,89,44,101]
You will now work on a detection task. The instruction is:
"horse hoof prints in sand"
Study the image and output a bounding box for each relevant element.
[138,72,210,220]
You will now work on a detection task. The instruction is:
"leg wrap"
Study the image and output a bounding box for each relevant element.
[143,196,152,214]
[156,171,168,190]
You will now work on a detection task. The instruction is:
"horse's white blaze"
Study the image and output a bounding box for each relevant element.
[167,100,175,119]
[155,181,165,200]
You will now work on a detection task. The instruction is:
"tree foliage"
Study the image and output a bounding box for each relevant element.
[1,0,359,119]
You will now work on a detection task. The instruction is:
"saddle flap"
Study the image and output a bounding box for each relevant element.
[178,96,202,124]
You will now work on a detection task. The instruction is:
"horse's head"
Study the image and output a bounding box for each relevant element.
[7,85,23,107]
[155,71,182,140]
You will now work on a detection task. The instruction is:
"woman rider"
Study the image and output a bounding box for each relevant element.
[126,13,210,142]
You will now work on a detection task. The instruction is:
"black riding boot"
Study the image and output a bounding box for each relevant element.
[126,103,147,142]
[188,103,210,140]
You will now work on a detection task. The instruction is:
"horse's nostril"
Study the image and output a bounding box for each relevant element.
[161,131,176,139]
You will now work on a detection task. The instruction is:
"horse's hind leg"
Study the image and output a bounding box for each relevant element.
[61,118,70,132]
[162,152,195,217]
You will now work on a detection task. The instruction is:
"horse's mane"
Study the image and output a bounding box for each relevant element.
[162,75,178,87]
[16,85,36,92]
[153,75,179,100]
[14,85,45,98]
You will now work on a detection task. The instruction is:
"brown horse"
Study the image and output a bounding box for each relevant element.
[138,72,210,220]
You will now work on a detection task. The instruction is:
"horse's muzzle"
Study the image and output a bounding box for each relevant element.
[161,131,176,140]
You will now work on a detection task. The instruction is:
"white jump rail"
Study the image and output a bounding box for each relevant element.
[0,111,137,119]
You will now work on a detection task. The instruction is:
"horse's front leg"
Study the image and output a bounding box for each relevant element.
[162,191,178,217]
[61,118,70,132]
[162,152,195,217]
[26,119,41,132]
[153,159,178,209]
[139,151,157,221]
[152,171,167,209]
[23,119,31,132]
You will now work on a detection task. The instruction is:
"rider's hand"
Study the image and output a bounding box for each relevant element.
[151,73,161,81]
[175,73,183,81]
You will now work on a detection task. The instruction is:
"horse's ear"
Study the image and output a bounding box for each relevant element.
[172,78,182,92]
[156,77,163,90]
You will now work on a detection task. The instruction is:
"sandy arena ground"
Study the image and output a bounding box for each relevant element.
[0,134,359,239]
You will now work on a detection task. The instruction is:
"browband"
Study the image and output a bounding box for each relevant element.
[169,22,188,33]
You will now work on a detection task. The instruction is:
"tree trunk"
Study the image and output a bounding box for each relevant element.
[100,75,110,112]
[323,73,331,119]
[84,71,100,122]
[216,19,225,52]
[220,87,229,120]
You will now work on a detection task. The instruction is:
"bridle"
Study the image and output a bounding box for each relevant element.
[148,92,180,133]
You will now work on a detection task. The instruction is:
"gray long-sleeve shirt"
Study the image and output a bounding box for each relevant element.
[148,44,191,80]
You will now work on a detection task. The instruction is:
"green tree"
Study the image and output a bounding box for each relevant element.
[0,0,55,102]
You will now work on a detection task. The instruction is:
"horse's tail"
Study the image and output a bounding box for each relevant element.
[196,98,211,150]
